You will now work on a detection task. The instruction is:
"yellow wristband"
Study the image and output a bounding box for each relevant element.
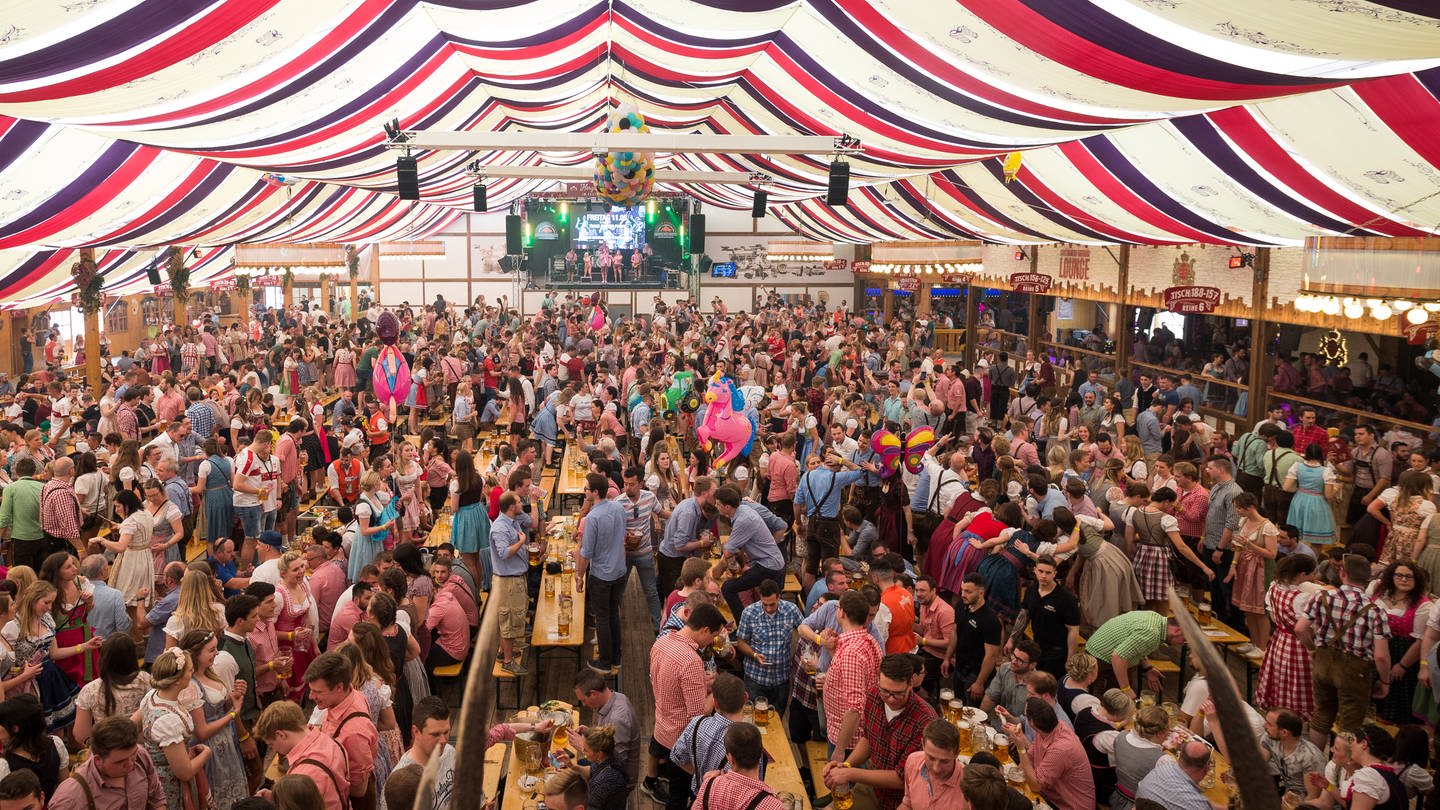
[842,762,852,769]
[1422,660,1430,668]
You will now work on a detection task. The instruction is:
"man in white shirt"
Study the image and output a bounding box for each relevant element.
[249,531,288,586]
[232,430,279,568]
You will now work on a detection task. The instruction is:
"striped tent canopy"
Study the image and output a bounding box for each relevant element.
[2,1,1440,301]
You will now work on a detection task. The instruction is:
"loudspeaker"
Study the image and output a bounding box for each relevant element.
[826,160,849,206]
[473,184,487,213]
[690,214,706,253]
[751,190,767,219]
[396,156,419,201]
[505,215,523,255]
[145,262,162,286]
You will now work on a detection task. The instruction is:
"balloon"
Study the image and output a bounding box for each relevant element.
[373,345,412,410]
[589,305,606,332]
[871,430,903,478]
[903,426,937,474]
[594,110,655,207]
[696,373,756,469]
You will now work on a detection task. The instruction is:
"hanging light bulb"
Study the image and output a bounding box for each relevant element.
[1425,302,1440,312]
[1366,299,1382,308]
[1393,300,1413,312]
[1343,303,1364,320]
[1372,304,1393,321]
[1321,297,1341,316]
[1406,306,1429,325]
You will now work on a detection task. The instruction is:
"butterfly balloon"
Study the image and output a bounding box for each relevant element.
[870,426,938,478]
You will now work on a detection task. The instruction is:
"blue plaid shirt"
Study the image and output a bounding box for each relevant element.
[185,401,216,440]
[736,598,803,686]
[670,713,734,796]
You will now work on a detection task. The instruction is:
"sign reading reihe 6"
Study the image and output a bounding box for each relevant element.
[1163,285,1222,313]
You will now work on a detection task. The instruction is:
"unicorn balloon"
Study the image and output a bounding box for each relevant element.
[372,311,412,421]
[696,372,756,469]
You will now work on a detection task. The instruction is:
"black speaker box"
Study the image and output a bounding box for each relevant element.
[751,190,767,219]
[473,184,487,213]
[145,263,162,285]
[826,160,849,206]
[690,213,706,253]
[505,215,523,255]
[396,156,419,201]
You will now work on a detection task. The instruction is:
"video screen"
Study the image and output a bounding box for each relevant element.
[573,206,646,250]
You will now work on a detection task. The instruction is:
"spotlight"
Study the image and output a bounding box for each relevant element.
[826,159,850,206]
[396,156,419,201]
[473,183,487,213]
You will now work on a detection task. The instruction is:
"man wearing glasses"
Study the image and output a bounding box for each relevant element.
[820,655,938,810]
[980,639,1041,731]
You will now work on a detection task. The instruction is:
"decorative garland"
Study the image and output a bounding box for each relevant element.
[345,244,360,280]
[165,246,190,303]
[70,256,104,314]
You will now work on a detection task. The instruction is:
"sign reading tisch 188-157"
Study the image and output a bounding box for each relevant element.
[1163,285,1222,313]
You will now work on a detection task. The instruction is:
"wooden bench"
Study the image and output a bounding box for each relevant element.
[806,741,831,798]
[491,660,523,711]
[1145,658,1181,702]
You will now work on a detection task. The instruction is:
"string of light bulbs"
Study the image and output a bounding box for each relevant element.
[1292,294,1440,323]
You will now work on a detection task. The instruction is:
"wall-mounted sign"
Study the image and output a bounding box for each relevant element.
[534,221,561,240]
[1009,272,1053,294]
[153,283,172,295]
[823,259,848,270]
[255,275,283,287]
[942,273,973,284]
[852,261,871,272]
[1055,298,1074,320]
[565,183,592,198]
[1163,285,1222,313]
[654,222,677,239]
[1058,248,1090,281]
[895,277,921,292]
[211,278,238,291]
[1404,318,1439,345]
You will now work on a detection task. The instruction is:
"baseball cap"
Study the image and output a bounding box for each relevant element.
[258,530,285,549]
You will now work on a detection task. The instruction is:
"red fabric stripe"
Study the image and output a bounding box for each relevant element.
[0,2,283,104]
[834,0,1140,127]
[1352,75,1440,176]
[611,14,769,62]
[181,183,288,242]
[0,146,160,248]
[79,162,222,245]
[102,0,394,127]
[1010,165,1175,243]
[456,42,610,83]
[1206,105,1425,238]
[1055,141,1212,242]
[962,0,1337,102]
[926,174,1026,238]
[189,52,462,160]
[0,252,68,303]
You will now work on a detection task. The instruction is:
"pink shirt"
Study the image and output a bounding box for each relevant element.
[649,631,709,749]
[767,452,799,502]
[309,560,347,635]
[1027,723,1095,810]
[287,729,351,810]
[426,580,474,659]
[155,390,186,423]
[320,688,378,794]
[247,619,281,694]
[276,433,302,484]
[897,750,965,810]
[327,601,364,652]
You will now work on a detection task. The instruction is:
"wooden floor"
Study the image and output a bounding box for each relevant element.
[504,573,664,809]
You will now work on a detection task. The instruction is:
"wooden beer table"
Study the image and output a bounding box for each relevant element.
[533,516,586,668]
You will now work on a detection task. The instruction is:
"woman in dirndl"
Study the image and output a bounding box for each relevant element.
[274,551,319,703]
[1372,561,1431,724]
[1374,471,1437,568]
[1228,493,1278,653]
[1255,553,1318,721]
[938,502,1011,595]
[1125,486,1213,614]
[975,502,1039,624]
[39,553,99,687]
[1,583,88,733]
[1284,444,1338,548]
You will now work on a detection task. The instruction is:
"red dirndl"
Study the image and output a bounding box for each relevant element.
[1255,583,1315,721]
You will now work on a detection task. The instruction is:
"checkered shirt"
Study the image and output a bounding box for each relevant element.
[40,478,82,540]
[650,630,710,749]
[862,692,939,810]
[693,770,786,810]
[186,400,216,440]
[824,629,882,748]
[670,713,741,796]
[1292,425,1330,457]
[737,598,803,686]
[791,636,821,710]
[1303,583,1389,660]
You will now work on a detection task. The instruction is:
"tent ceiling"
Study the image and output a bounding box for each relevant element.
[2,1,1440,303]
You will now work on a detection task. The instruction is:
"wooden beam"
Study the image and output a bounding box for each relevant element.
[81,248,102,394]
[1249,249,1271,423]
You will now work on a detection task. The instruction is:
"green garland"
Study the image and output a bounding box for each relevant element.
[71,256,104,314]
[345,244,360,280]
[165,246,190,303]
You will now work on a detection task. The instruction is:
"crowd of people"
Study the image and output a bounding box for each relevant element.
[0,285,1431,810]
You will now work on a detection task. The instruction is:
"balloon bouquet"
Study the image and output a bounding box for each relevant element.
[870,426,937,477]
[594,107,655,208]
[371,311,412,424]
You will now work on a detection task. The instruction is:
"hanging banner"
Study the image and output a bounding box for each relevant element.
[1404,318,1439,345]
[823,259,848,270]
[942,273,973,284]
[1009,272,1053,293]
[895,277,921,292]
[1163,285,1222,313]
[255,275,283,287]
[153,283,173,295]
[211,278,238,291]
[852,261,871,272]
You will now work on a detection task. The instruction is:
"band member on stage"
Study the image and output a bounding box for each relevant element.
[583,250,594,280]
[565,248,577,273]
[630,249,643,281]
